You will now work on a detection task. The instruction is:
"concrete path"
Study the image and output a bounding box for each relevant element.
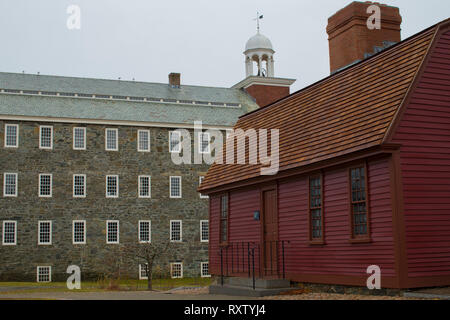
[0,290,256,300]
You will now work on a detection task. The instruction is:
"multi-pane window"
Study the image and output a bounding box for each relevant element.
[106,175,119,198]
[4,124,18,148]
[200,220,209,243]
[309,176,323,241]
[169,131,181,153]
[198,132,210,154]
[73,127,86,150]
[199,176,208,199]
[170,220,182,242]
[170,176,181,198]
[39,174,52,197]
[37,266,51,283]
[2,221,17,245]
[220,195,228,243]
[105,128,118,151]
[139,220,151,243]
[39,126,53,149]
[73,220,86,244]
[38,221,52,245]
[139,264,149,280]
[201,262,210,278]
[350,166,369,238]
[106,221,119,244]
[170,263,183,279]
[138,130,150,152]
[73,174,86,198]
[3,173,18,197]
[138,176,151,198]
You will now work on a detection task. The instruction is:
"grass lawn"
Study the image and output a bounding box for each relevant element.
[0,277,212,294]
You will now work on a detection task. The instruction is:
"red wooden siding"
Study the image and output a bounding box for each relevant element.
[391,30,450,279]
[278,158,395,280]
[209,158,396,285]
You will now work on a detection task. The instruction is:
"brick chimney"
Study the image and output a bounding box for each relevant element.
[168,73,181,88]
[327,1,402,73]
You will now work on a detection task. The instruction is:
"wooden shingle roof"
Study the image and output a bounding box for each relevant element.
[200,23,440,193]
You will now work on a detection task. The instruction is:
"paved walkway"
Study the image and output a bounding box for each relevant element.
[0,290,254,300]
[404,287,450,300]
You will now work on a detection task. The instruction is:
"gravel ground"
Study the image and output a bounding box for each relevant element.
[170,287,426,300]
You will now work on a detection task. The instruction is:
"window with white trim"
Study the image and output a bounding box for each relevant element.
[201,262,210,278]
[106,175,119,198]
[105,128,118,151]
[73,174,86,198]
[199,176,208,199]
[38,221,52,245]
[3,173,18,197]
[39,174,52,197]
[37,266,51,283]
[200,220,209,243]
[169,131,181,153]
[73,127,86,150]
[170,176,181,198]
[39,126,53,149]
[73,220,86,244]
[170,220,182,242]
[198,132,210,154]
[139,220,151,243]
[138,176,151,198]
[170,262,183,279]
[138,130,150,152]
[4,124,18,148]
[2,221,17,245]
[107,220,119,244]
[139,264,149,280]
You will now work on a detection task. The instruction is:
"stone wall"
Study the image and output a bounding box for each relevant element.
[0,120,213,281]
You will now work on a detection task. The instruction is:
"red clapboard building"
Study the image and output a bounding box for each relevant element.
[199,2,450,289]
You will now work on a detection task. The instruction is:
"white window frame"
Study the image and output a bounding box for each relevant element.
[170,176,182,199]
[138,220,151,243]
[137,130,151,152]
[225,129,233,140]
[2,221,17,245]
[73,127,86,150]
[37,266,52,283]
[38,221,52,245]
[3,172,18,197]
[169,131,181,153]
[106,175,119,198]
[170,220,182,243]
[106,220,120,244]
[200,220,209,243]
[4,124,19,148]
[170,262,183,279]
[198,132,211,154]
[73,174,86,198]
[105,128,118,151]
[139,264,149,280]
[201,262,211,278]
[138,175,151,198]
[39,174,52,198]
[199,176,208,199]
[39,125,53,150]
[72,220,86,245]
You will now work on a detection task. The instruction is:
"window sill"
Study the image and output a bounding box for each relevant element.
[348,237,372,244]
[309,240,325,246]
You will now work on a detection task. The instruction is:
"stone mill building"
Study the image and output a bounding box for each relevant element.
[0,28,295,281]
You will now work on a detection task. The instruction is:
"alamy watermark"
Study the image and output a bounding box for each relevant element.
[366,265,381,290]
[170,121,280,175]
[367,4,381,30]
[66,5,81,30]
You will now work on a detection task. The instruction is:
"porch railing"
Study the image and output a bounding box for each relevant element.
[219,240,290,290]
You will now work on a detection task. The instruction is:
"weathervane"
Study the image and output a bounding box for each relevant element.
[254,12,264,33]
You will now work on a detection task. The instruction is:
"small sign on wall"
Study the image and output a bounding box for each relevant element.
[253,211,260,221]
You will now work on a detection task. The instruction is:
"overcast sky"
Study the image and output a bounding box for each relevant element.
[0,0,449,92]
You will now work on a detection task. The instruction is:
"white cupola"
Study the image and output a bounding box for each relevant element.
[244,31,275,77]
